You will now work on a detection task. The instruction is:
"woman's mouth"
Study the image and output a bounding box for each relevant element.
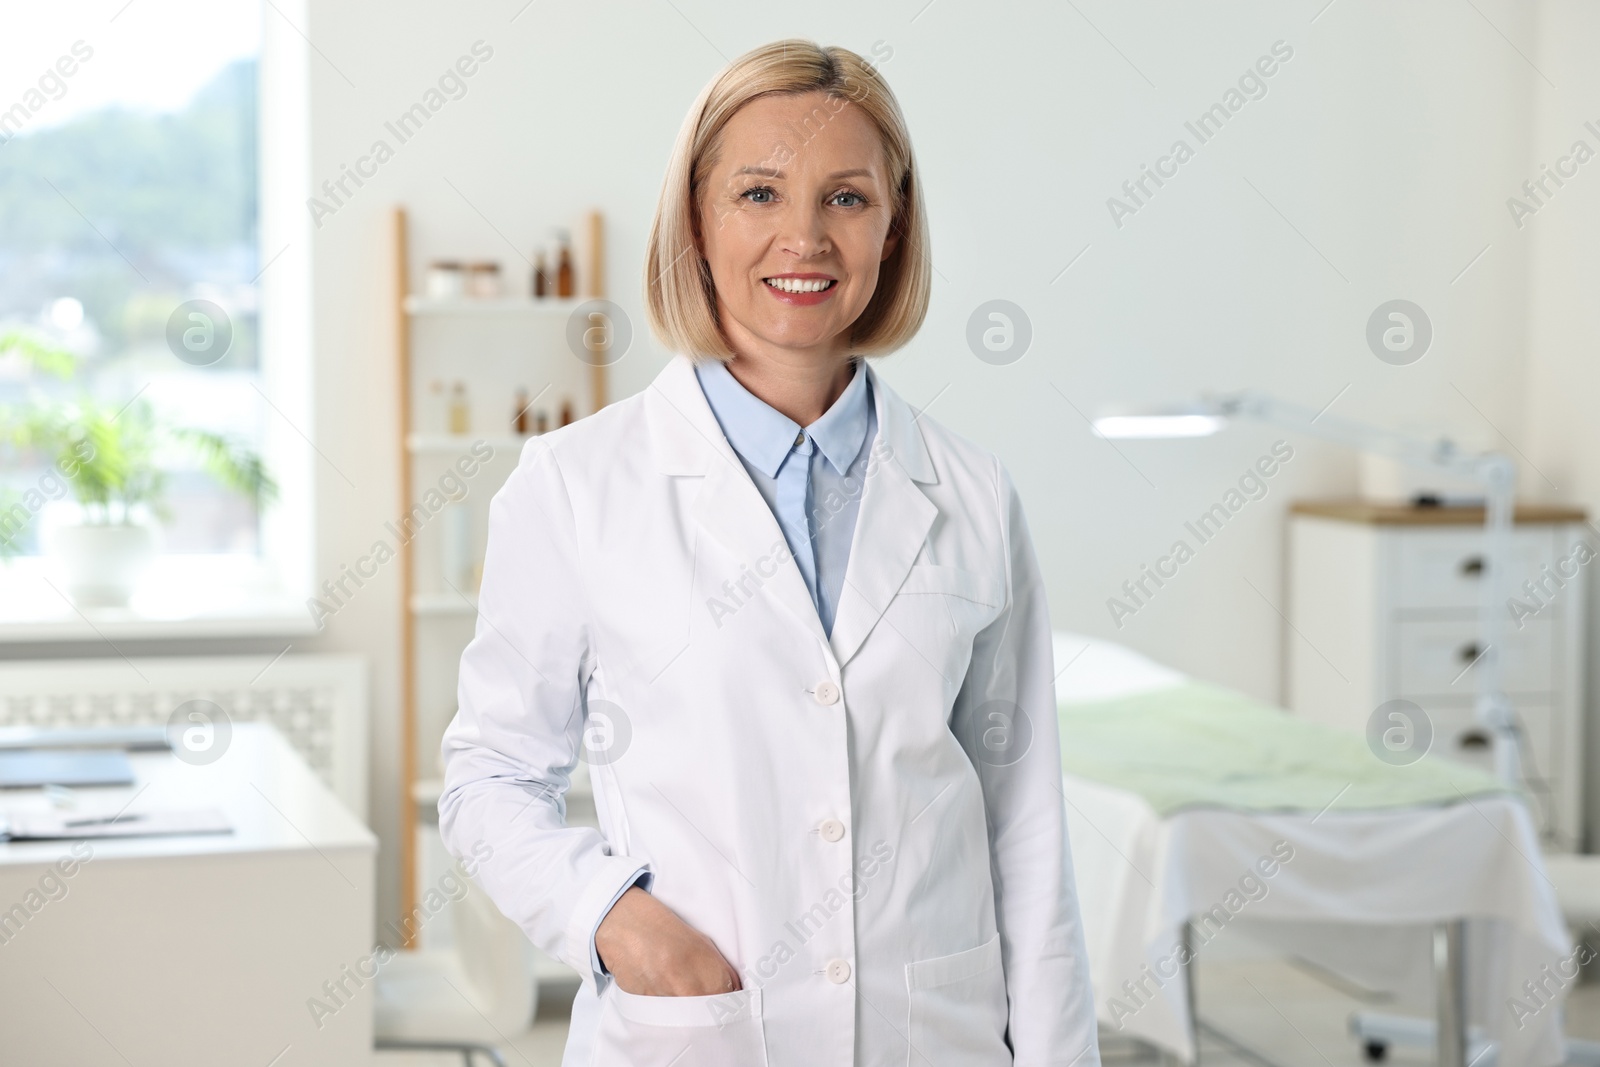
[763,275,838,305]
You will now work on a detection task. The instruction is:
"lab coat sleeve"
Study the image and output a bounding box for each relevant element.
[952,461,1102,1067]
[438,440,650,988]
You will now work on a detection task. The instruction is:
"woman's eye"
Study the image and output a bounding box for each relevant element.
[741,186,776,204]
[831,191,866,208]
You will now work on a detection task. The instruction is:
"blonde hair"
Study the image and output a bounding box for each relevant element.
[644,40,930,362]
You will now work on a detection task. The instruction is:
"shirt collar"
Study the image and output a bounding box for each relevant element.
[695,357,872,479]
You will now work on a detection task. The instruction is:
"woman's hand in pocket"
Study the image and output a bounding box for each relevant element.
[595,886,742,996]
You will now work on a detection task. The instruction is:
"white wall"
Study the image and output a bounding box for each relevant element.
[291,0,1562,930]
[1524,1,1600,845]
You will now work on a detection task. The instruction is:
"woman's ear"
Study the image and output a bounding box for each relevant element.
[880,227,900,262]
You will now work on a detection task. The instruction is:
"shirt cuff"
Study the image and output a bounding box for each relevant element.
[585,866,653,991]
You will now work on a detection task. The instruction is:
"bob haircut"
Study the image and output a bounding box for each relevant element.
[645,40,931,362]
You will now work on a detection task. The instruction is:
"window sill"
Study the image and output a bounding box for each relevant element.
[0,555,317,644]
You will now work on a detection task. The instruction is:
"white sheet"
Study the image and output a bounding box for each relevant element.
[1052,632,1573,1065]
[1051,631,1187,702]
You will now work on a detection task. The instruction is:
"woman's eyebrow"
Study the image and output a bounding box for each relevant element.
[729,166,877,180]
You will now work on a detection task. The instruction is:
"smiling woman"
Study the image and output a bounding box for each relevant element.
[439,38,1101,1067]
[645,43,928,383]
[696,92,899,373]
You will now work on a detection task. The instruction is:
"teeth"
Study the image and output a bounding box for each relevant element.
[764,277,833,293]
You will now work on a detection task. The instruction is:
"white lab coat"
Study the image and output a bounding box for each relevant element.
[439,354,1100,1067]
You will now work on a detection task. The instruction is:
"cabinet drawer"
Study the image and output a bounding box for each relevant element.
[1411,700,1548,772]
[1392,528,1556,611]
[1408,698,1557,837]
[1394,616,1553,694]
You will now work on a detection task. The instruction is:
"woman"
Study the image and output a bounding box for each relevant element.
[440,39,1099,1067]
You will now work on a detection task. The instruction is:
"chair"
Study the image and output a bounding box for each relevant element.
[374,877,538,1066]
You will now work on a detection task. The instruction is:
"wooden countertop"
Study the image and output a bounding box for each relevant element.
[1290,499,1588,525]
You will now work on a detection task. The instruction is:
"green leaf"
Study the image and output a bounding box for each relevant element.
[171,427,279,507]
[0,329,76,379]
[4,394,274,527]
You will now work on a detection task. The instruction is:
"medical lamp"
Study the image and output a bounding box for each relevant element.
[1093,390,1521,789]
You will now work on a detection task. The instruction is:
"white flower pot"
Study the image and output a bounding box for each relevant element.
[46,523,156,607]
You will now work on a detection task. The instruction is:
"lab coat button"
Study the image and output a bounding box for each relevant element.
[826,958,851,984]
[813,681,840,705]
[819,818,846,843]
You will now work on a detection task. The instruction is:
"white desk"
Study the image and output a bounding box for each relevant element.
[0,723,377,1066]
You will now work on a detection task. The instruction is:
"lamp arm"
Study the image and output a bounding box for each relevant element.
[1218,391,1488,481]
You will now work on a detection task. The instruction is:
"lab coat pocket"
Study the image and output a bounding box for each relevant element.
[905,933,1011,1067]
[596,985,768,1067]
[884,565,1004,690]
[895,564,1002,607]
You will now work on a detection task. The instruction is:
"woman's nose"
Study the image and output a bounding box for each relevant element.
[779,202,831,258]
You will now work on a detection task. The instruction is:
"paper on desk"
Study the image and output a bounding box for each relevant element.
[2,807,232,840]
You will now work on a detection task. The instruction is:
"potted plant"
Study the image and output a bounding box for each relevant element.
[1,331,276,607]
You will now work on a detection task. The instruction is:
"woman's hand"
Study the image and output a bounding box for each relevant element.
[595,886,743,996]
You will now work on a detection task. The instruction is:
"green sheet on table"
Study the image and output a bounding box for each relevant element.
[1057,681,1515,817]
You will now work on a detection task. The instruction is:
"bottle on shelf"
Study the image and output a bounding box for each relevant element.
[534,410,549,435]
[559,398,575,427]
[427,379,446,429]
[532,251,548,298]
[425,261,465,299]
[466,262,501,298]
[513,387,530,435]
[448,380,470,434]
[554,229,575,298]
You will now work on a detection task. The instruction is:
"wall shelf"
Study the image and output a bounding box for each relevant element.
[391,205,609,949]
[403,295,586,317]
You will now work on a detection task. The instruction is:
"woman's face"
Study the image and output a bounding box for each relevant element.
[697,90,900,363]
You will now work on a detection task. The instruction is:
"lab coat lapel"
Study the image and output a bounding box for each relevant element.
[828,366,939,668]
[694,459,833,649]
[645,355,833,652]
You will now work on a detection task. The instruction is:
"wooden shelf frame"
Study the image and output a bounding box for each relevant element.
[392,205,607,947]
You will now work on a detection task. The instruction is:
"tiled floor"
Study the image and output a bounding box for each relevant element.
[376,951,1600,1066]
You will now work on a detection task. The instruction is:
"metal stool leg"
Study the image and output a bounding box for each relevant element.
[1434,920,1467,1067]
[1161,921,1197,1066]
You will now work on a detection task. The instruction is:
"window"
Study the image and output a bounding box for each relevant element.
[0,2,311,634]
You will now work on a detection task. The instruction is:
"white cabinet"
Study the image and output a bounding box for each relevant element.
[1287,500,1589,850]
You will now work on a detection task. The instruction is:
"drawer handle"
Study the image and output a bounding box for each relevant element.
[1458,730,1491,750]
[1457,642,1483,665]
[1459,556,1486,577]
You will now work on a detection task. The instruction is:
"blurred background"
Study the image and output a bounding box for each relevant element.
[2,1,1599,1064]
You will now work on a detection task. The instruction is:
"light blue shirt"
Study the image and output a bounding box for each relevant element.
[587,359,876,988]
[694,356,877,636]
